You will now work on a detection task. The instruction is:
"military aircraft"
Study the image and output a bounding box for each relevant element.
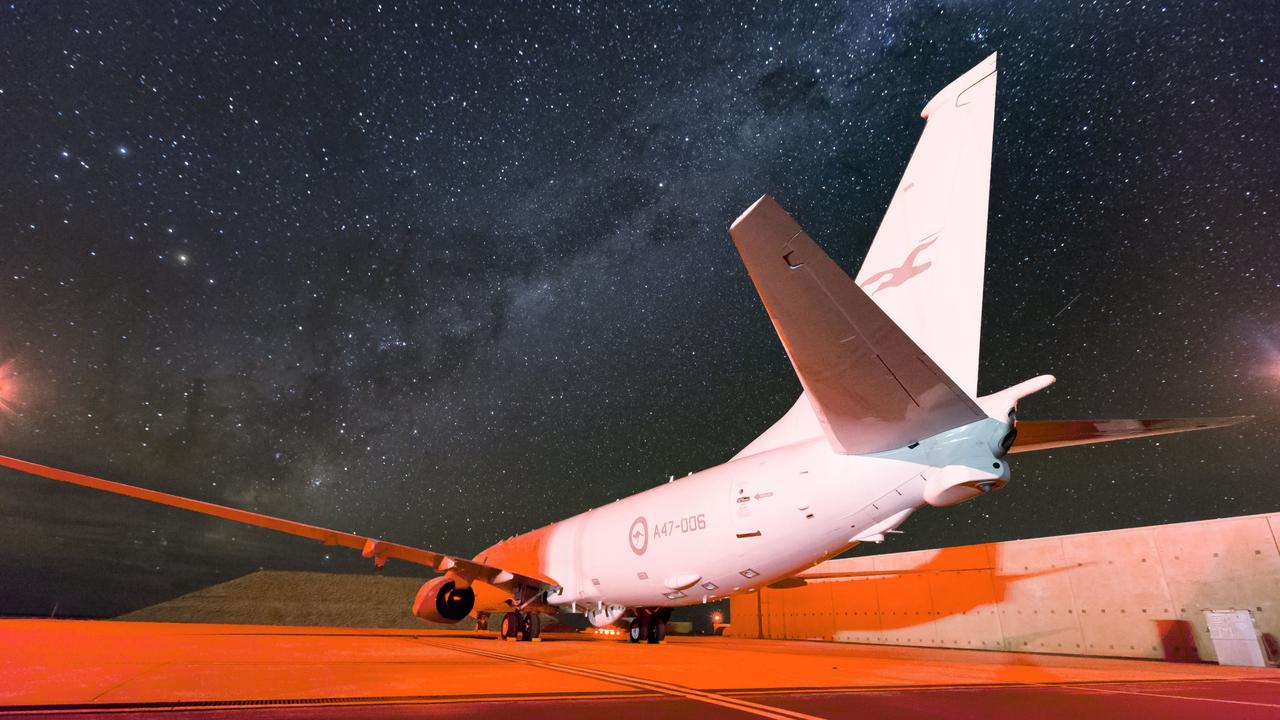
[0,54,1245,644]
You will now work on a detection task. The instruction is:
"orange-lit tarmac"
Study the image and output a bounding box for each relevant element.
[2,620,1278,719]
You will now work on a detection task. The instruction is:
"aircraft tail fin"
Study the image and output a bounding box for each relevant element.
[1009,416,1250,454]
[855,53,997,397]
[730,195,985,456]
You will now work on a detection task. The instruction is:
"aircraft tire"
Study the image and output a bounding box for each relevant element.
[647,620,666,644]
[501,612,521,641]
[520,613,540,642]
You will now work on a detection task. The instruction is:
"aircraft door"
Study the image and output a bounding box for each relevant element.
[732,477,762,538]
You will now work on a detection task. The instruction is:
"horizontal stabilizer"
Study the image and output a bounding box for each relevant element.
[730,195,985,455]
[1009,416,1250,454]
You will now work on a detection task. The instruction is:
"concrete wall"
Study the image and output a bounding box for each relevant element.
[730,513,1280,662]
[118,571,446,628]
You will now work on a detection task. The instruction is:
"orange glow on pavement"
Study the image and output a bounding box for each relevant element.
[1,619,1274,711]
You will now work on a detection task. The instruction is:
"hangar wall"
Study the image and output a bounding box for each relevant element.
[729,512,1280,662]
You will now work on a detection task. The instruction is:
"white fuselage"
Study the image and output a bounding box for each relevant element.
[480,416,1009,618]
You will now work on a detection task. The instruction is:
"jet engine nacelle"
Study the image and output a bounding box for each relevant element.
[411,576,476,624]
[923,462,1010,508]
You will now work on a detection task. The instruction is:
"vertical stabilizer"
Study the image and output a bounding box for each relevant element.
[855,53,997,396]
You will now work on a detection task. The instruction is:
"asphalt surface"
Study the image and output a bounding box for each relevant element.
[2,620,1276,719]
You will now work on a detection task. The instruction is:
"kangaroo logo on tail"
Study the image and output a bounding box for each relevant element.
[860,235,938,295]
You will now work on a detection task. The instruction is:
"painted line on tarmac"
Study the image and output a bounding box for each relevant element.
[0,693,658,716]
[0,691,661,716]
[1058,682,1280,708]
[721,677,1269,696]
[424,639,826,720]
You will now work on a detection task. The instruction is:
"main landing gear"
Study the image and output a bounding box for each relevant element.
[500,611,541,642]
[628,609,670,644]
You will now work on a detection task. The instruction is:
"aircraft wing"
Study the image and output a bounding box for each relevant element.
[0,454,559,591]
[1009,417,1251,453]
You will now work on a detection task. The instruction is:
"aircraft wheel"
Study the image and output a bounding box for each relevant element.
[520,613,541,642]
[500,612,521,641]
[647,619,666,644]
[629,617,649,643]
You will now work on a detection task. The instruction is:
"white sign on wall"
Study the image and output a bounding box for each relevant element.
[1204,609,1267,667]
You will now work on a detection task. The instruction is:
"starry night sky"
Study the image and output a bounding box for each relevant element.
[1,1,1277,618]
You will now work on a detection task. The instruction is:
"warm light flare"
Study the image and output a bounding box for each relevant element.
[0,359,19,417]
[1257,336,1280,387]
[1267,359,1280,383]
